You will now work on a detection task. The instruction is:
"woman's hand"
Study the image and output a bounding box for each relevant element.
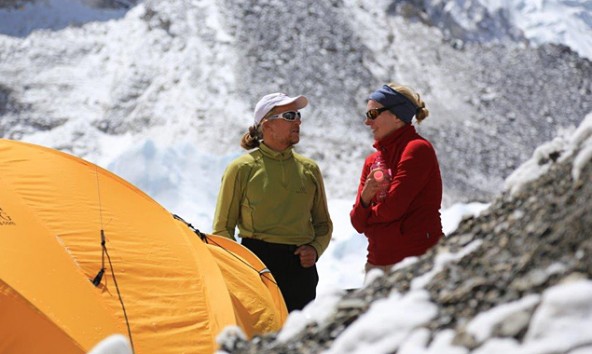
[360,169,382,207]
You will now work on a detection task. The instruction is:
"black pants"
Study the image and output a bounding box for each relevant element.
[241,238,318,312]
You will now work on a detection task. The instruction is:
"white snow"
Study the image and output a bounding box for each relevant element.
[87,334,133,354]
[571,113,592,182]
[467,294,541,343]
[461,0,592,60]
[505,113,592,196]
[324,290,439,354]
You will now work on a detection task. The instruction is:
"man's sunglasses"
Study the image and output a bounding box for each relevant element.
[365,102,406,120]
[268,111,301,121]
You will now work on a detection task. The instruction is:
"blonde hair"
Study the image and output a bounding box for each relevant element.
[241,105,285,150]
[387,83,430,124]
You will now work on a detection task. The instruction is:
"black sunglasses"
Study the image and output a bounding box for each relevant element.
[365,107,391,120]
[268,111,301,121]
[365,102,406,120]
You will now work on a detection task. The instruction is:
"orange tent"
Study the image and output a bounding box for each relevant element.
[0,139,287,354]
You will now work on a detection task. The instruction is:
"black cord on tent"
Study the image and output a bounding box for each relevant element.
[172,214,278,286]
[101,229,135,354]
[173,214,207,241]
[91,230,106,287]
[92,166,135,354]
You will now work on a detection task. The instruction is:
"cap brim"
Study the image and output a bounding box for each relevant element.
[292,95,308,110]
[276,95,308,110]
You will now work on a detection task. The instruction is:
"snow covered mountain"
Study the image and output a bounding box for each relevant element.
[395,0,592,61]
[2,1,592,353]
[1,0,591,212]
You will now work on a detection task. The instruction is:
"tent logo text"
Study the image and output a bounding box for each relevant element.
[0,207,16,226]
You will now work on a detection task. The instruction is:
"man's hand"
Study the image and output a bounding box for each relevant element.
[294,245,317,268]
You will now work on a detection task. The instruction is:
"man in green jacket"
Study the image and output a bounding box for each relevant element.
[212,92,333,312]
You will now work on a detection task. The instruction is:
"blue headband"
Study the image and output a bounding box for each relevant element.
[368,85,418,124]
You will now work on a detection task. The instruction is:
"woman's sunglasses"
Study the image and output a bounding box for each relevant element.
[365,102,406,120]
[268,111,301,121]
[365,107,391,120]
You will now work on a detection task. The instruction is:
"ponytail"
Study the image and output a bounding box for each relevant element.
[387,83,430,124]
[240,125,262,150]
[415,99,429,124]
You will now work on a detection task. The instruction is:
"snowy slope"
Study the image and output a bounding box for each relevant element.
[1,0,591,209]
[395,0,592,60]
[480,0,592,60]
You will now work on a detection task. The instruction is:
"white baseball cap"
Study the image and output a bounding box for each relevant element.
[253,93,308,125]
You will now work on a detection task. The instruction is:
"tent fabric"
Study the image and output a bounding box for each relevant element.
[1,279,96,354]
[204,235,289,337]
[0,179,126,354]
[0,139,287,354]
[205,234,288,324]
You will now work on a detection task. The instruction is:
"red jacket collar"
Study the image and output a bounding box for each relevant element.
[372,124,416,152]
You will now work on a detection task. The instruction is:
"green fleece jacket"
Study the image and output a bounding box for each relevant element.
[212,143,333,258]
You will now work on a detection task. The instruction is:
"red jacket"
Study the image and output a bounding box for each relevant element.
[350,125,443,265]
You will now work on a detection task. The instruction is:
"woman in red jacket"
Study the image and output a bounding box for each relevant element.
[350,83,443,276]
